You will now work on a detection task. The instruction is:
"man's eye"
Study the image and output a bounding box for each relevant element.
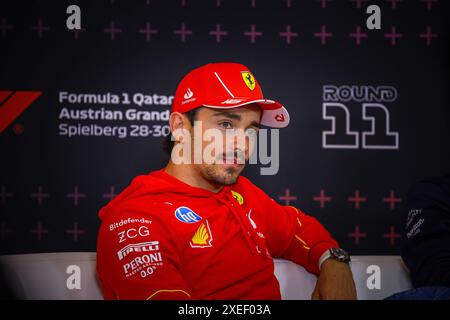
[220,121,233,129]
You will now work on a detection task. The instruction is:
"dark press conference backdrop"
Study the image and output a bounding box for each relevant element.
[0,0,449,256]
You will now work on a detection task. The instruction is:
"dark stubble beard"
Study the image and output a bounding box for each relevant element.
[199,163,244,186]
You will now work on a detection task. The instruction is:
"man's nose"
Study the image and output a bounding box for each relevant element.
[232,131,248,151]
[233,134,251,163]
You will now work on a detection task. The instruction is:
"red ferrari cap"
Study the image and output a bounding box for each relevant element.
[171,62,290,128]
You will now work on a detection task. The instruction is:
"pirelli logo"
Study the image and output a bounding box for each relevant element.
[117,241,160,261]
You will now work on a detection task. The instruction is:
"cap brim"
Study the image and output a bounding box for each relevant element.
[203,98,290,128]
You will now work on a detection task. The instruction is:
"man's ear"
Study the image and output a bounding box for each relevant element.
[169,112,188,143]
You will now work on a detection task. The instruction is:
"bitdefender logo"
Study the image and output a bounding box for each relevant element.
[0,90,42,133]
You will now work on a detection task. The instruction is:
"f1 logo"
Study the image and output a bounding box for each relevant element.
[0,90,42,134]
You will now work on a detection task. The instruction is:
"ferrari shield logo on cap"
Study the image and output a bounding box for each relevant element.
[241,71,256,91]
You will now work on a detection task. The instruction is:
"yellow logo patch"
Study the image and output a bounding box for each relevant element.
[241,71,256,91]
[190,220,213,248]
[231,190,244,205]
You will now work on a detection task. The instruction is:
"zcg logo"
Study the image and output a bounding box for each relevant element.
[118,226,150,243]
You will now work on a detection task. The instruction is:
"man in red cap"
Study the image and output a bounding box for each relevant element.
[97,62,356,300]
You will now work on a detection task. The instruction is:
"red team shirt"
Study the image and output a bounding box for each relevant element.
[97,169,339,300]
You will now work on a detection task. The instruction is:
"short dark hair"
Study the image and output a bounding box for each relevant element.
[162,108,200,156]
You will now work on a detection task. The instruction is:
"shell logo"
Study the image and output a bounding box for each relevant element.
[190,220,213,248]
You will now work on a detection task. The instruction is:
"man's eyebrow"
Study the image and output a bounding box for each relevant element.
[212,112,241,121]
[212,112,260,128]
